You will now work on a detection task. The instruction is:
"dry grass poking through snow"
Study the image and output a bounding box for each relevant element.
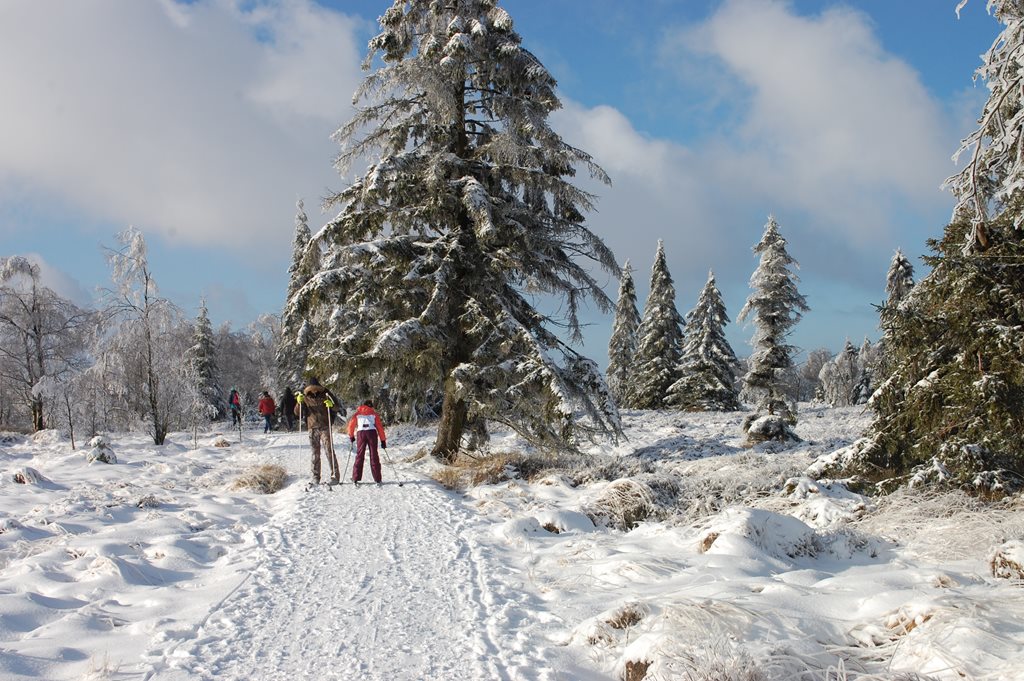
[851,488,1024,562]
[230,464,288,494]
[429,450,584,491]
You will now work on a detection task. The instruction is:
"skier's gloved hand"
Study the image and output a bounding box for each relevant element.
[324,398,334,408]
[350,437,355,443]
[381,441,387,449]
[296,393,304,404]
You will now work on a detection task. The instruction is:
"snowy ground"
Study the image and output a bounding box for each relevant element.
[1,406,1023,680]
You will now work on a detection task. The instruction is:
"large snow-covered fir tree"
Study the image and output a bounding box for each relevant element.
[738,216,809,442]
[605,261,640,406]
[667,270,739,411]
[627,241,684,409]
[828,2,1024,493]
[286,0,620,460]
[277,199,316,389]
[184,299,223,419]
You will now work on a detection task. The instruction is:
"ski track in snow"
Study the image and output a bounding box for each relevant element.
[144,432,552,681]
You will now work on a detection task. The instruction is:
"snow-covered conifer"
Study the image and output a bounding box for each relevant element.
[278,199,316,388]
[667,271,739,411]
[185,299,223,419]
[738,216,809,441]
[825,5,1024,491]
[287,0,620,461]
[606,261,640,406]
[884,249,915,307]
[628,241,684,409]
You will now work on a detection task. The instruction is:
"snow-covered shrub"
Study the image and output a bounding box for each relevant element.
[86,436,117,464]
[582,478,657,531]
[990,540,1024,580]
[231,464,287,494]
[743,414,800,446]
[569,601,650,647]
[31,429,63,445]
[11,467,47,485]
[0,431,25,446]
[212,435,231,448]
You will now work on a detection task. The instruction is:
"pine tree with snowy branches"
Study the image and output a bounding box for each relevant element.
[628,241,684,409]
[277,199,316,388]
[825,3,1024,493]
[286,0,620,461]
[667,270,739,411]
[185,299,223,419]
[884,249,915,307]
[738,216,809,442]
[606,261,640,406]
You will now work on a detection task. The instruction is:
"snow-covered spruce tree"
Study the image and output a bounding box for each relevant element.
[627,241,684,409]
[287,0,620,461]
[606,260,640,406]
[185,299,223,420]
[738,216,809,442]
[277,199,316,389]
[875,249,916,380]
[884,249,915,307]
[667,270,739,411]
[826,3,1024,492]
[839,211,1024,492]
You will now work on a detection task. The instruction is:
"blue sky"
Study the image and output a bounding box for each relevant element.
[0,0,1003,365]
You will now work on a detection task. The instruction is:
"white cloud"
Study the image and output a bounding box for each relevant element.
[0,0,363,253]
[666,0,952,240]
[555,0,954,295]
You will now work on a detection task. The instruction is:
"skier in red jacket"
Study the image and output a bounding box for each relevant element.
[257,391,276,433]
[347,400,387,485]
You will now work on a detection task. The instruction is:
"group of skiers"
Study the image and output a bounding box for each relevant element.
[227,380,389,487]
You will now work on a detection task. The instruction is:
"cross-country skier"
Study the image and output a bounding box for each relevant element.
[228,388,242,426]
[257,391,276,433]
[295,378,340,485]
[347,400,387,485]
[280,387,297,431]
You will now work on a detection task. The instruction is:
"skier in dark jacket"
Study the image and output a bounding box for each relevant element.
[280,387,297,431]
[295,378,340,485]
[347,400,387,485]
[228,388,242,426]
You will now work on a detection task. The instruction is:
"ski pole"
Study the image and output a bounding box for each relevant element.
[344,439,354,485]
[381,446,404,487]
[325,398,338,481]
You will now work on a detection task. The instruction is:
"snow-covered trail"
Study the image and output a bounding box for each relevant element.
[144,431,587,681]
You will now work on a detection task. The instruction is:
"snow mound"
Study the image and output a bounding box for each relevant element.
[0,431,25,446]
[533,509,594,534]
[991,540,1024,580]
[581,478,656,531]
[31,429,64,446]
[11,466,48,485]
[698,508,819,562]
